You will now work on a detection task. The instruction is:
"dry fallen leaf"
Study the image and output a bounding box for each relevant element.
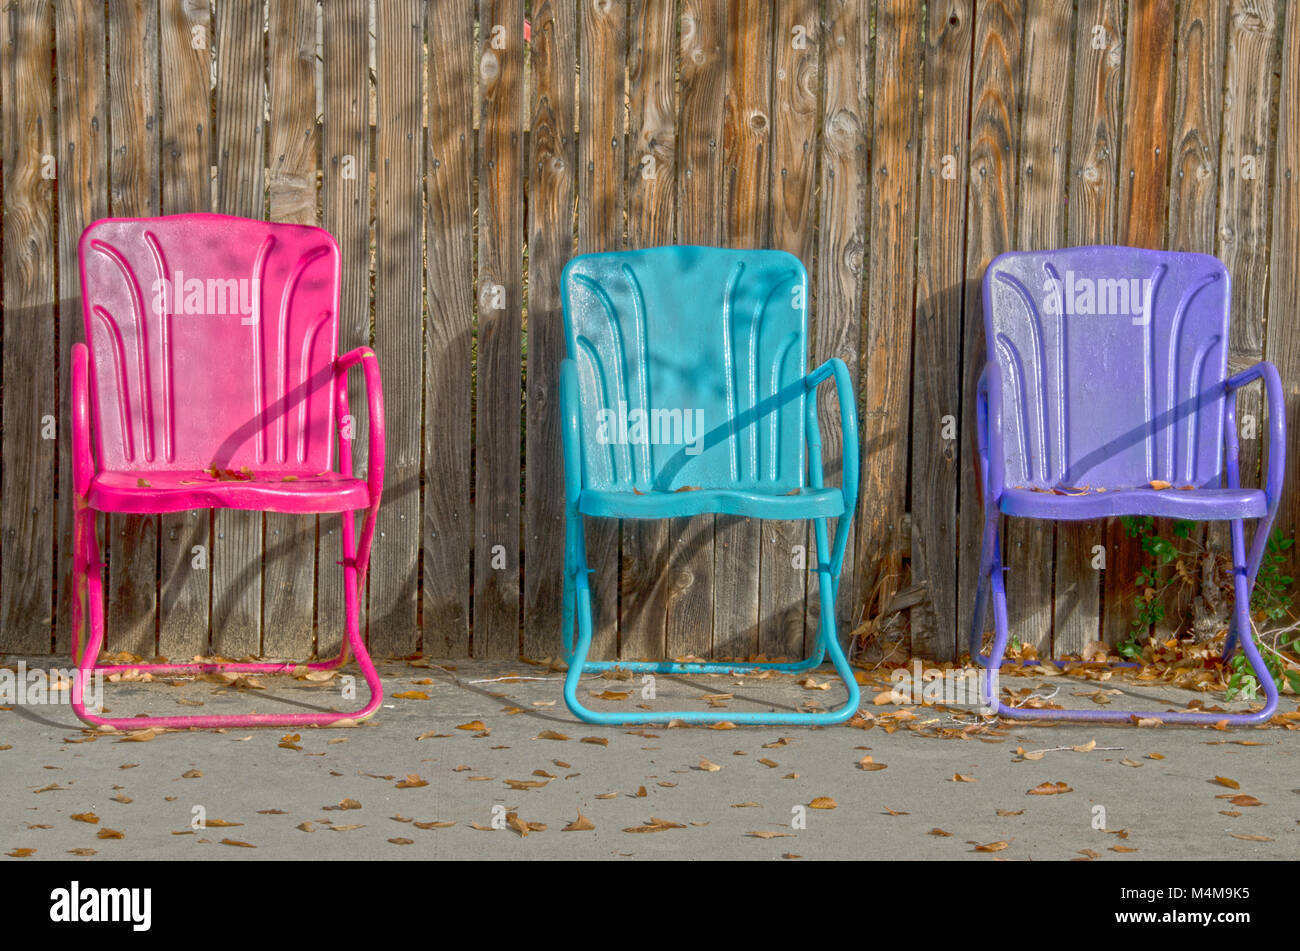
[96,828,124,840]
[697,759,722,772]
[219,838,255,848]
[70,812,100,824]
[395,774,428,789]
[392,691,429,701]
[563,812,595,832]
[1027,781,1072,796]
[808,796,837,810]
[952,773,977,783]
[1213,776,1241,790]
[1229,833,1272,842]
[535,730,569,741]
[974,840,1009,852]
[748,830,794,839]
[456,720,487,732]
[928,828,953,837]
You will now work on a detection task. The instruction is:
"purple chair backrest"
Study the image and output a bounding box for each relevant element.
[983,246,1230,491]
[79,214,341,473]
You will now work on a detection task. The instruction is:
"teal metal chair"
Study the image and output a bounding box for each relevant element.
[558,246,861,725]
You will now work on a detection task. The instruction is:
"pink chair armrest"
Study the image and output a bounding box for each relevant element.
[71,343,95,497]
[334,346,385,504]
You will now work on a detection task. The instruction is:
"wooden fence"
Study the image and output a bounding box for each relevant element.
[1,0,1298,663]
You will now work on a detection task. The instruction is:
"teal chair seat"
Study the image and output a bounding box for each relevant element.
[558,246,861,725]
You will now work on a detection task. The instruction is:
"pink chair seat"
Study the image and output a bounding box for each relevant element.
[87,469,370,514]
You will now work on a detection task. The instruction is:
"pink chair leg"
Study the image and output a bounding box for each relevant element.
[71,505,384,730]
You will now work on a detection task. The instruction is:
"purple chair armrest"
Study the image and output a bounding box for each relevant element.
[976,362,1005,511]
[1225,359,1286,514]
[71,343,95,498]
[334,346,386,505]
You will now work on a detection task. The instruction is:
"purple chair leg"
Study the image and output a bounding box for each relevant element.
[975,515,1279,726]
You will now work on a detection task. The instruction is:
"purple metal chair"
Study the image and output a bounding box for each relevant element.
[971,246,1284,725]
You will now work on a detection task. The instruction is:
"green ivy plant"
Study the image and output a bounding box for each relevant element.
[1115,517,1299,700]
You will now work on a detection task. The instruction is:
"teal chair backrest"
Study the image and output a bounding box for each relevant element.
[561,246,809,494]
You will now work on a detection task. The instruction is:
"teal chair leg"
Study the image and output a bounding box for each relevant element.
[561,514,861,726]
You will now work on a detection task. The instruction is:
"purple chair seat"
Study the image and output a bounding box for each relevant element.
[999,485,1267,521]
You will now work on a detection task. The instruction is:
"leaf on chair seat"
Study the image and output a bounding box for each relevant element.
[675,485,701,492]
[136,478,151,487]
[1149,480,1172,490]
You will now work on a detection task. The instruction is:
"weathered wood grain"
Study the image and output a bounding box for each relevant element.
[54,3,108,654]
[912,0,973,660]
[156,0,212,660]
[104,0,161,657]
[716,0,772,659]
[670,0,726,660]
[1264,3,1300,551]
[1,0,57,653]
[263,0,321,659]
[809,0,868,648]
[1158,0,1225,640]
[1006,0,1072,657]
[371,0,424,657]
[959,0,1022,660]
[423,0,474,657]
[762,0,817,660]
[577,0,626,661]
[211,0,265,657]
[1055,0,1124,655]
[474,0,525,658]
[524,0,576,661]
[621,0,678,662]
[861,0,921,655]
[1216,0,1276,537]
[321,0,371,659]
[1105,0,1175,645]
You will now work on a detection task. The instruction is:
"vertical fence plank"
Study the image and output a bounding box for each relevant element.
[715,0,772,658]
[762,0,816,660]
[211,0,264,657]
[670,0,725,660]
[1,0,56,653]
[104,0,161,657]
[1055,0,1123,655]
[1103,0,1175,645]
[424,0,474,656]
[1158,0,1225,640]
[157,0,212,660]
[1265,5,1300,552]
[371,0,424,656]
[1216,0,1276,538]
[524,0,577,661]
[959,0,1021,660]
[576,0,626,661]
[260,0,322,659]
[321,0,371,658]
[814,0,868,642]
[1005,0,1073,658]
[621,0,678,661]
[54,3,108,654]
[861,0,921,653]
[912,0,972,660]
[475,0,524,658]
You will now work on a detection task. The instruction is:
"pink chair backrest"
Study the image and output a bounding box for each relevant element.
[79,214,341,473]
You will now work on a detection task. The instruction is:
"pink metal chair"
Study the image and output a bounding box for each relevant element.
[69,213,385,729]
